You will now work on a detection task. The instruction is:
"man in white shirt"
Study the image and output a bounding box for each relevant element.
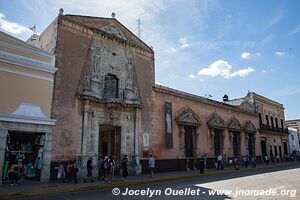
[148,155,155,178]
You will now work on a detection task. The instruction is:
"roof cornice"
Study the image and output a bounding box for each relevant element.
[154,85,257,116]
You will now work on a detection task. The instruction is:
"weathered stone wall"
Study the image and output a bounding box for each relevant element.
[50,18,93,159]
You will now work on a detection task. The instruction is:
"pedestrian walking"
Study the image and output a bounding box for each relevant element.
[122,155,128,181]
[103,156,109,182]
[217,154,223,170]
[67,160,73,183]
[36,157,44,181]
[199,157,205,174]
[149,155,155,178]
[56,162,65,182]
[234,157,239,170]
[203,154,207,170]
[73,159,78,184]
[84,157,94,183]
[251,156,256,168]
[98,155,103,180]
[8,162,18,186]
[108,156,115,181]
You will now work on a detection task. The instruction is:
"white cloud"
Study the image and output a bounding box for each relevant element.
[227,67,255,78]
[169,47,176,52]
[275,51,285,56]
[0,13,32,35]
[178,37,190,48]
[288,24,300,36]
[189,73,196,79]
[262,69,266,73]
[241,52,251,59]
[256,53,261,56]
[198,60,232,77]
[198,60,255,79]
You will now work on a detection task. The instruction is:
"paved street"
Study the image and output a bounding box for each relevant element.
[17,164,299,200]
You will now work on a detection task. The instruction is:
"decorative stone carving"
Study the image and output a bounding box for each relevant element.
[227,117,242,131]
[243,120,257,133]
[83,72,90,90]
[100,24,127,40]
[175,106,201,126]
[207,112,226,129]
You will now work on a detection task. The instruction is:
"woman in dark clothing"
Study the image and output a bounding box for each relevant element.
[199,158,205,174]
[122,155,128,181]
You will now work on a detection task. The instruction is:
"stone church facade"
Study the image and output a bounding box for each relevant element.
[32,13,154,178]
[33,12,263,178]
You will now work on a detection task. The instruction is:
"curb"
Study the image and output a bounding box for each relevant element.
[0,163,298,199]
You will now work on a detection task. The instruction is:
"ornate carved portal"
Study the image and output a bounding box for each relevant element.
[227,117,242,157]
[243,120,257,156]
[207,112,226,157]
[175,106,201,163]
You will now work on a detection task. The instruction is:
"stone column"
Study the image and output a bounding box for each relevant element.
[223,129,231,156]
[41,131,53,182]
[244,132,249,155]
[240,131,246,156]
[209,128,215,156]
[221,130,225,155]
[82,100,90,155]
[227,130,233,157]
[194,127,200,158]
[0,127,8,185]
[178,126,185,158]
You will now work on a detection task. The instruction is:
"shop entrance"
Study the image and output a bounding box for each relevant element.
[99,125,121,174]
[3,131,45,181]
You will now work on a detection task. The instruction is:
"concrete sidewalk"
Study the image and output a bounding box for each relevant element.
[0,162,299,200]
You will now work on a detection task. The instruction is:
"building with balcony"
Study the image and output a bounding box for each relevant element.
[288,128,300,154]
[225,92,289,161]
[286,119,300,135]
[0,31,56,183]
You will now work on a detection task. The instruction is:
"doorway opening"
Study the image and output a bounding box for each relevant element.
[99,125,121,174]
[214,129,223,157]
[184,126,195,158]
[261,140,267,156]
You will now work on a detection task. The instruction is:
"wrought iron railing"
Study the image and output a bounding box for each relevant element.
[259,124,289,134]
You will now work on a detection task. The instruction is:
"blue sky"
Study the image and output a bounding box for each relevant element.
[1,0,300,120]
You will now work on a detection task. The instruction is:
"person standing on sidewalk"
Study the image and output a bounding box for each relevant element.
[84,157,94,183]
[199,157,205,174]
[72,159,78,184]
[36,157,44,181]
[203,154,207,170]
[108,156,115,181]
[217,154,223,170]
[8,162,19,186]
[121,155,128,181]
[67,160,73,184]
[98,155,103,180]
[149,155,155,178]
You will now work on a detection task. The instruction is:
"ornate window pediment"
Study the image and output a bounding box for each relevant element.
[100,24,127,40]
[227,117,242,131]
[207,112,226,129]
[175,106,201,126]
[243,120,257,133]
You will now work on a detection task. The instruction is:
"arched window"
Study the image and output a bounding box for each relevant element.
[104,74,118,99]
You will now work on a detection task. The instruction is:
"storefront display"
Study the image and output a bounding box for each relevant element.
[3,131,45,181]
